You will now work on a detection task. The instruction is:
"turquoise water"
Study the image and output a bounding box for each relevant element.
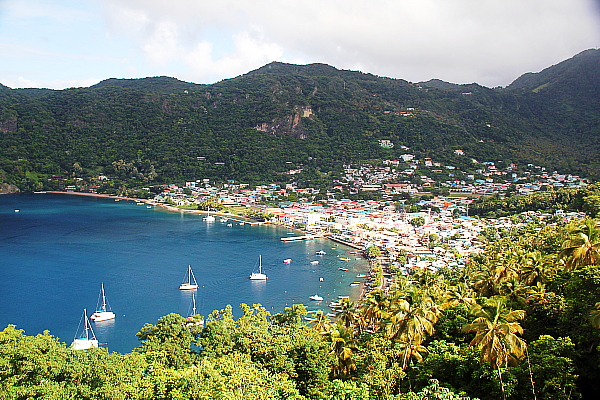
[0,193,367,353]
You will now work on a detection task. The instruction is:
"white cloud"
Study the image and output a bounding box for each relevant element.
[3,76,100,90]
[182,30,286,82]
[96,0,600,87]
[3,0,599,88]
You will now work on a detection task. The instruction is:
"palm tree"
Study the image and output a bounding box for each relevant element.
[336,298,356,329]
[519,250,554,286]
[384,290,440,349]
[462,297,527,400]
[497,276,529,308]
[559,218,600,271]
[491,249,521,284]
[328,323,359,379]
[472,268,499,297]
[357,289,389,332]
[442,283,476,309]
[396,341,429,370]
[307,310,331,335]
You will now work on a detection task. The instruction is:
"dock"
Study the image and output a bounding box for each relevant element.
[280,235,318,241]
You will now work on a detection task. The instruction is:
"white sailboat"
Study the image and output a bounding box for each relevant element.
[203,212,215,222]
[249,255,267,280]
[90,283,116,322]
[71,309,99,350]
[179,265,199,290]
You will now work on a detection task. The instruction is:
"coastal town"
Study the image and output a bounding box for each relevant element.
[74,156,589,296]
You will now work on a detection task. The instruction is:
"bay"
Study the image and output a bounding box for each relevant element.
[0,193,368,353]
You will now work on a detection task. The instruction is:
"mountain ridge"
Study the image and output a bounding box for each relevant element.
[3,49,598,93]
[0,49,599,191]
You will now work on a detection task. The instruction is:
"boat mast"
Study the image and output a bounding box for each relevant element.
[100,283,107,312]
[83,309,96,340]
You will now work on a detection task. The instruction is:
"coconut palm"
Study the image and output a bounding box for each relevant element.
[384,291,440,347]
[396,341,429,370]
[462,297,527,400]
[307,310,331,335]
[328,323,359,379]
[497,276,530,308]
[491,249,522,284]
[559,218,600,271]
[336,298,356,329]
[524,282,555,305]
[442,283,476,309]
[472,268,499,297]
[358,289,389,332]
[519,250,554,286]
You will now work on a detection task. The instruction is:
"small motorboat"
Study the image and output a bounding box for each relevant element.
[283,259,292,264]
[309,294,323,301]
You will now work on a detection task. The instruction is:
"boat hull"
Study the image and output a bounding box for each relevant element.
[90,311,116,322]
[249,273,267,280]
[70,338,99,350]
[179,283,199,290]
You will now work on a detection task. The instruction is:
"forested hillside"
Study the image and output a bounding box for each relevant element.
[1,49,599,192]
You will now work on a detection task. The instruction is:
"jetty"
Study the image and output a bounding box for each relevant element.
[280,234,318,241]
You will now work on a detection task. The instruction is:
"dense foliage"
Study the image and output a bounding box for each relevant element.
[1,50,600,192]
[2,217,600,399]
[469,183,600,218]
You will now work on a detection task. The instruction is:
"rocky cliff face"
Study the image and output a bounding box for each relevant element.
[254,106,313,139]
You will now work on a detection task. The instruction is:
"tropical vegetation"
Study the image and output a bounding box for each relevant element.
[1,50,600,194]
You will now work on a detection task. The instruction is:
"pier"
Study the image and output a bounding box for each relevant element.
[280,234,318,241]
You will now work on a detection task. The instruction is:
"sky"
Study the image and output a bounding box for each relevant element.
[0,0,599,90]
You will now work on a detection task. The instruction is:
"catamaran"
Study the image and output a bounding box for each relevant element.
[249,255,267,280]
[179,265,199,290]
[71,309,99,350]
[90,283,115,322]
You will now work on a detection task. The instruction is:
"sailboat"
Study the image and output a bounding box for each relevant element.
[203,212,215,222]
[90,283,116,322]
[179,265,199,290]
[249,255,267,280]
[70,309,99,350]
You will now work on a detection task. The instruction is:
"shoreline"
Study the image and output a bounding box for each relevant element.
[40,190,374,303]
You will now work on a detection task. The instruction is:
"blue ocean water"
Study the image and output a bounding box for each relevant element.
[0,193,368,353]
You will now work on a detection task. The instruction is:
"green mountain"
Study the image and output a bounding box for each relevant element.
[90,76,202,94]
[1,49,599,191]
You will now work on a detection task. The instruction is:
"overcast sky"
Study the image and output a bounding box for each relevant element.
[1,0,599,90]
